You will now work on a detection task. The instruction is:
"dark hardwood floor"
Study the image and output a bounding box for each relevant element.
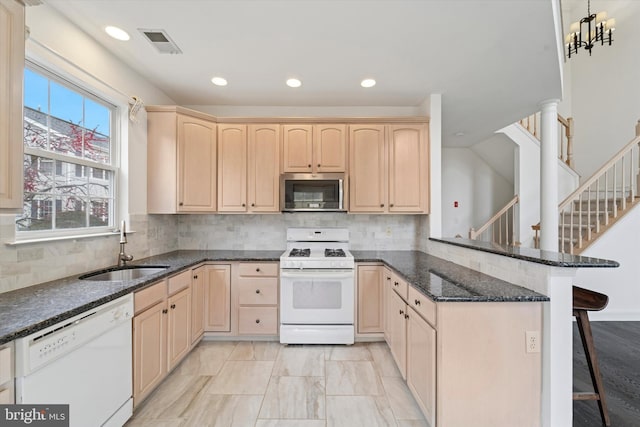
[573,321,640,426]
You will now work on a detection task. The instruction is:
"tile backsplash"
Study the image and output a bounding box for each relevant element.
[0,212,428,293]
[178,213,429,251]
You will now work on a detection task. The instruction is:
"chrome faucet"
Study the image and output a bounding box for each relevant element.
[118,220,134,267]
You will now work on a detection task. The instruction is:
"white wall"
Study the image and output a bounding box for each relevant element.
[574,203,640,320]
[441,147,513,238]
[564,0,640,179]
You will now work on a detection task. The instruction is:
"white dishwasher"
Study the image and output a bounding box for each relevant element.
[15,294,134,427]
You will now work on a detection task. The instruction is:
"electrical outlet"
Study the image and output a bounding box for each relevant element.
[525,331,540,353]
[385,227,392,237]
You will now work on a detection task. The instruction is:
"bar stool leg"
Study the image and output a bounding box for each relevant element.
[575,310,611,426]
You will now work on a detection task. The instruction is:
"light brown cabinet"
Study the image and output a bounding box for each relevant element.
[387,285,408,379]
[349,124,428,213]
[0,0,24,211]
[147,108,217,213]
[407,306,436,427]
[133,270,192,407]
[218,124,280,212]
[236,262,279,335]
[0,342,14,404]
[190,266,205,346]
[356,264,384,334]
[282,124,346,173]
[204,264,232,332]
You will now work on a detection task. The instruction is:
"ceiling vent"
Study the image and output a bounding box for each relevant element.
[138,29,182,54]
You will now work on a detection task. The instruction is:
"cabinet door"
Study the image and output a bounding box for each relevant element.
[248,124,280,212]
[314,124,346,172]
[177,114,217,212]
[282,125,313,173]
[387,289,407,379]
[133,301,167,407]
[388,124,429,213]
[191,266,205,345]
[204,265,232,332]
[167,287,191,371]
[382,267,393,341]
[407,307,436,427]
[349,125,387,212]
[218,124,248,212]
[357,265,384,334]
[0,0,24,210]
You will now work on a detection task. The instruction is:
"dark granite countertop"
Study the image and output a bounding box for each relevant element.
[430,238,619,268]
[0,250,281,345]
[353,250,549,304]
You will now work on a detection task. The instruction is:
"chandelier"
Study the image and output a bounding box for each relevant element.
[565,0,615,58]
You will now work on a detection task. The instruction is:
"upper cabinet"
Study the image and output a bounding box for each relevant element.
[0,0,24,211]
[147,107,217,213]
[349,124,429,214]
[282,124,346,173]
[218,123,280,213]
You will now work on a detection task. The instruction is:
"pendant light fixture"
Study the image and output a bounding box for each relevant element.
[565,0,615,58]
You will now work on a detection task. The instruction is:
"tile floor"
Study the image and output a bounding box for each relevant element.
[125,340,429,427]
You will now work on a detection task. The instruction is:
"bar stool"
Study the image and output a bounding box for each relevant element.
[573,285,611,426]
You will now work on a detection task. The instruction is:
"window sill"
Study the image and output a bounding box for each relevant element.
[5,230,136,246]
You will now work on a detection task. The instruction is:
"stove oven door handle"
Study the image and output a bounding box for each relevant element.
[280,269,354,280]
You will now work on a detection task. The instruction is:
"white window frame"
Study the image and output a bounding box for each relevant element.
[16,61,120,241]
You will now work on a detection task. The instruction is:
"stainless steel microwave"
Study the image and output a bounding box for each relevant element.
[280,173,346,212]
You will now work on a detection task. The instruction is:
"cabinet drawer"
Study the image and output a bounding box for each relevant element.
[134,281,167,314]
[238,278,278,305]
[390,273,408,301]
[168,270,192,295]
[0,346,12,385]
[238,307,278,335]
[408,286,436,327]
[238,262,278,277]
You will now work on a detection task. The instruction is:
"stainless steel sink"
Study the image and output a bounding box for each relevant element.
[79,266,169,281]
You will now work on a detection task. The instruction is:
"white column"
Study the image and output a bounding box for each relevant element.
[539,100,560,251]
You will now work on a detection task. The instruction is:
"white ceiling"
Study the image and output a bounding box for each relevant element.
[44,0,563,147]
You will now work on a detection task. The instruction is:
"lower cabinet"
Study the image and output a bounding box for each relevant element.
[190,266,206,345]
[407,306,436,427]
[236,262,279,335]
[204,264,232,332]
[133,270,192,407]
[0,342,14,404]
[356,264,384,334]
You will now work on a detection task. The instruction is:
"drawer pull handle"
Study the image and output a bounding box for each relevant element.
[394,281,399,287]
[162,309,168,314]
[399,309,404,315]
[256,267,261,272]
[414,299,421,306]
[404,314,409,319]
[255,319,261,324]
[170,304,176,309]
[255,289,261,294]
[193,275,198,279]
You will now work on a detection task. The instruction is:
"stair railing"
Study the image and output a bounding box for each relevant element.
[519,113,574,168]
[469,195,519,246]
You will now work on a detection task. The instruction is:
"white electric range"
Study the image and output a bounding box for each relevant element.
[279,228,355,344]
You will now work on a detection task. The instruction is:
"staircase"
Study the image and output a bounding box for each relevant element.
[534,120,640,255]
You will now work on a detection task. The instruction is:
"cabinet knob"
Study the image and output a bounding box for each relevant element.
[193,275,198,279]
[380,204,385,207]
[255,319,261,324]
[386,276,391,281]
[317,163,321,167]
[308,164,312,168]
[390,203,394,207]
[162,309,168,314]
[256,267,260,272]
[399,309,404,315]
[405,314,409,319]
[179,202,184,206]
[170,304,176,309]
[255,289,261,294]
[242,203,246,207]
[414,299,421,306]
[394,281,399,287]
[251,203,255,207]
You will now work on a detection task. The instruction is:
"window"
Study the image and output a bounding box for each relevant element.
[17,64,117,235]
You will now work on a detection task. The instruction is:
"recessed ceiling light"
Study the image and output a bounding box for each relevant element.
[286,78,302,88]
[211,77,228,86]
[105,26,130,41]
[361,79,376,88]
